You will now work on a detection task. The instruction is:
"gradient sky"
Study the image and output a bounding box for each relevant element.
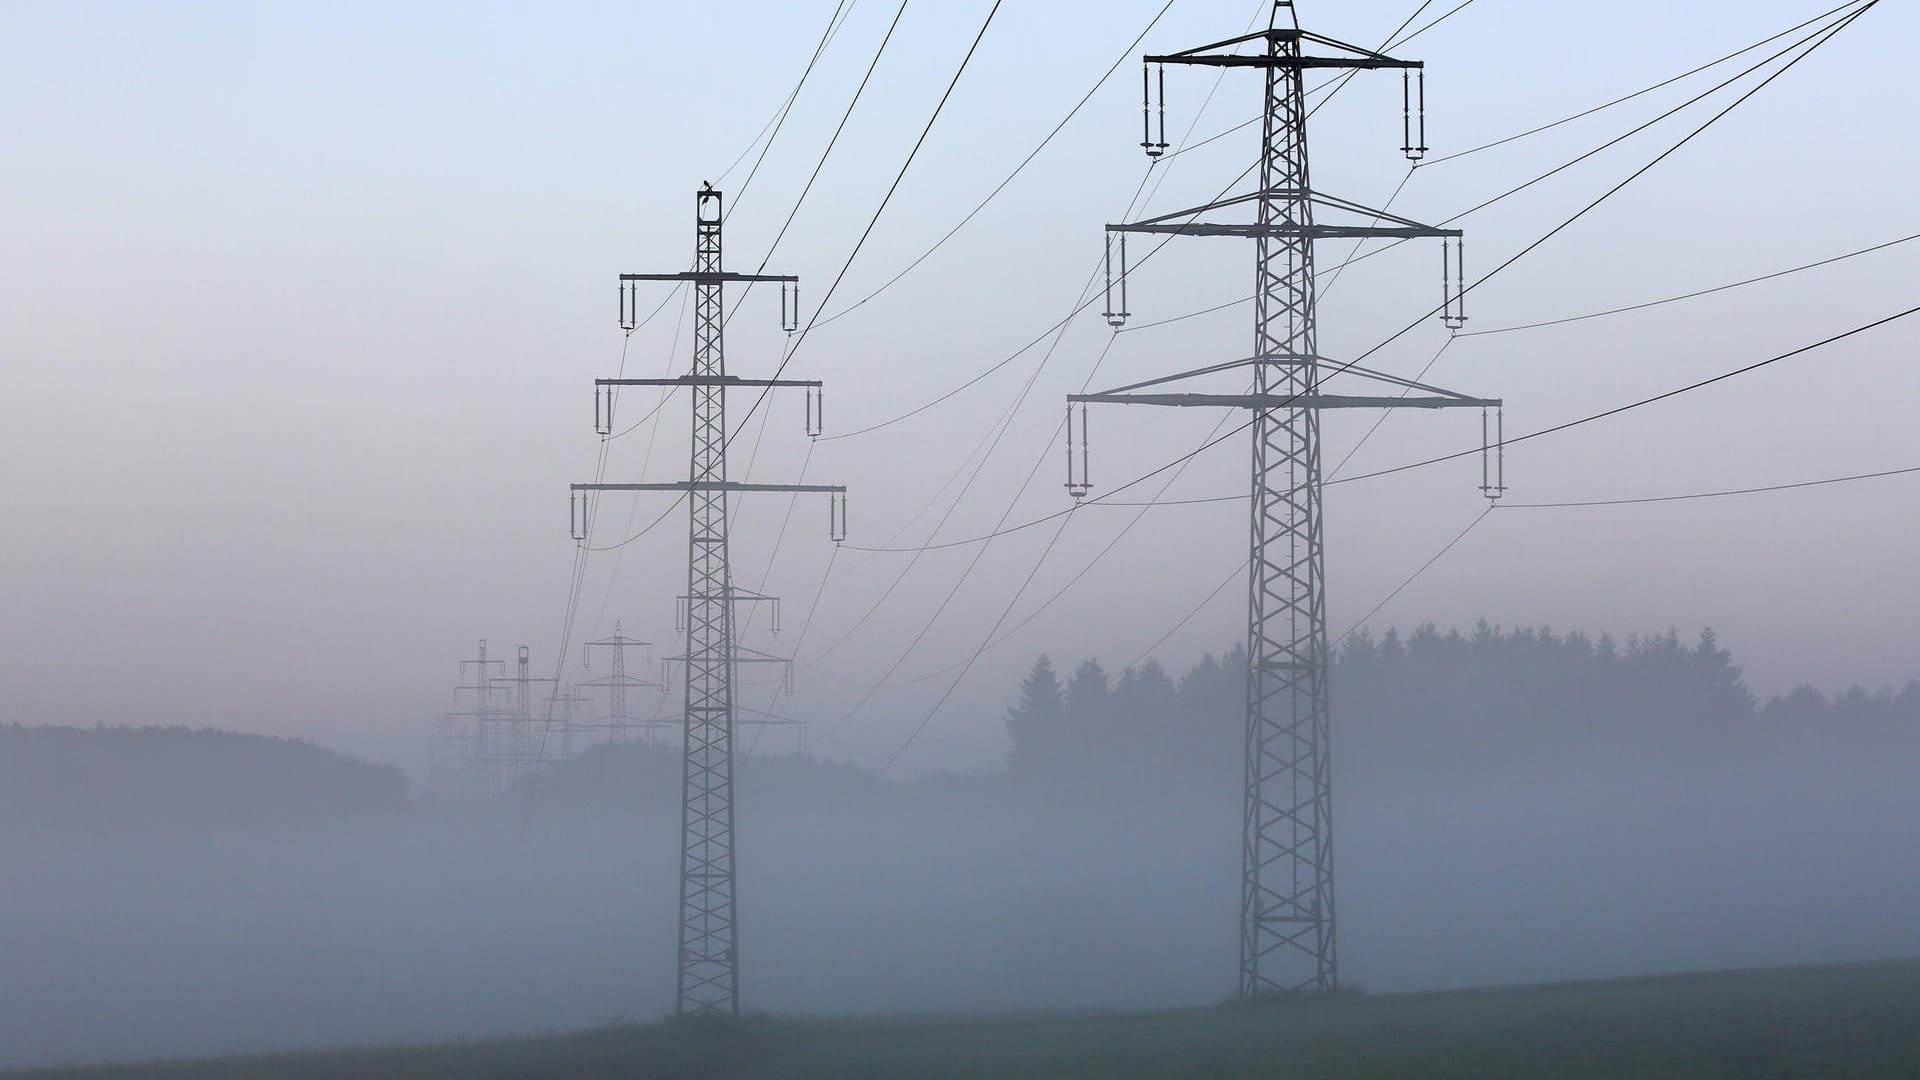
[5,0,1918,777]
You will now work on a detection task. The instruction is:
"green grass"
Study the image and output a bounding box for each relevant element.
[17,960,1920,1079]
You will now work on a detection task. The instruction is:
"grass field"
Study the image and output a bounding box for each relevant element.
[16,959,1920,1079]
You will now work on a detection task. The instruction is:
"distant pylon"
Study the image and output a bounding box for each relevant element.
[1070,2,1503,996]
[490,644,557,788]
[665,585,801,753]
[571,184,848,1017]
[546,685,595,761]
[582,624,657,744]
[451,640,510,797]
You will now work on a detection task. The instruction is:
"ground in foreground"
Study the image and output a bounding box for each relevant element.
[17,959,1920,1079]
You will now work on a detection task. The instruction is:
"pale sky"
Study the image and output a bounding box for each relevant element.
[5,0,1918,777]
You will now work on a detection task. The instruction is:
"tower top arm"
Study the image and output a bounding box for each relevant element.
[1146,28,1421,70]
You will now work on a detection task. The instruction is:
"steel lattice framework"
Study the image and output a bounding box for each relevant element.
[449,640,507,798]
[679,193,744,1015]
[582,624,656,744]
[1069,2,1500,997]
[573,185,846,1017]
[1244,23,1334,995]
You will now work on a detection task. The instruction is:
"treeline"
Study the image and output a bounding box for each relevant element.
[9,624,1915,827]
[1004,624,1920,797]
[0,724,408,828]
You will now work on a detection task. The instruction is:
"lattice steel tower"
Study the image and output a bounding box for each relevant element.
[572,184,847,1017]
[1070,2,1501,996]
[451,640,508,797]
[491,644,558,788]
[582,624,656,744]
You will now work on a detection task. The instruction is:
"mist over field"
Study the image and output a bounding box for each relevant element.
[7,0,1920,1074]
[4,628,1916,1069]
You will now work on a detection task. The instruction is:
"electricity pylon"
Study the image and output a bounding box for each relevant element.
[582,624,658,744]
[451,640,510,797]
[545,686,595,761]
[571,184,847,1018]
[664,586,802,752]
[491,644,558,787]
[1069,2,1503,997]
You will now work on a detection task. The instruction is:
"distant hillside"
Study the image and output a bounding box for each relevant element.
[0,725,408,828]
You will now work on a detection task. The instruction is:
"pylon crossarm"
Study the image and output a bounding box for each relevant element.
[1093,356,1262,395]
[1087,358,1487,400]
[1307,191,1452,233]
[619,272,797,284]
[1148,53,1417,71]
[646,715,805,727]
[1147,29,1417,69]
[572,482,846,494]
[1115,188,1269,229]
[1340,362,1489,398]
[1109,221,1456,239]
[1070,392,1499,410]
[596,377,821,389]
[1110,195,1456,239]
[1146,28,1268,60]
[1295,28,1418,64]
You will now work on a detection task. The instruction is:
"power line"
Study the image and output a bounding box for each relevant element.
[520,6,865,822]
[788,9,1286,695]
[1102,298,1920,507]
[736,0,912,284]
[1416,0,1866,169]
[723,0,856,217]
[788,162,1272,698]
[1122,558,1249,672]
[877,512,1076,772]
[794,198,1184,658]
[848,6,1474,730]
[1321,0,1878,401]
[623,4,860,367]
[1396,0,1475,44]
[1459,229,1920,338]
[815,1,1281,444]
[1435,4,1870,228]
[800,278,1115,685]
[1123,0,1876,333]
[810,166,1250,443]
[1327,335,1456,480]
[1499,462,1920,509]
[839,4,1882,555]
[588,274,699,632]
[1151,0,1468,165]
[793,129,1275,670]
[798,100,1267,682]
[1119,221,1920,487]
[813,356,1239,700]
[714,2,860,186]
[604,276,694,444]
[729,0,1003,446]
[583,494,687,552]
[578,186,852,1017]
[1071,3,1486,997]
[1334,299,1920,487]
[1319,0,1877,286]
[812,0,1180,329]
[568,2,928,783]
[1332,505,1493,648]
